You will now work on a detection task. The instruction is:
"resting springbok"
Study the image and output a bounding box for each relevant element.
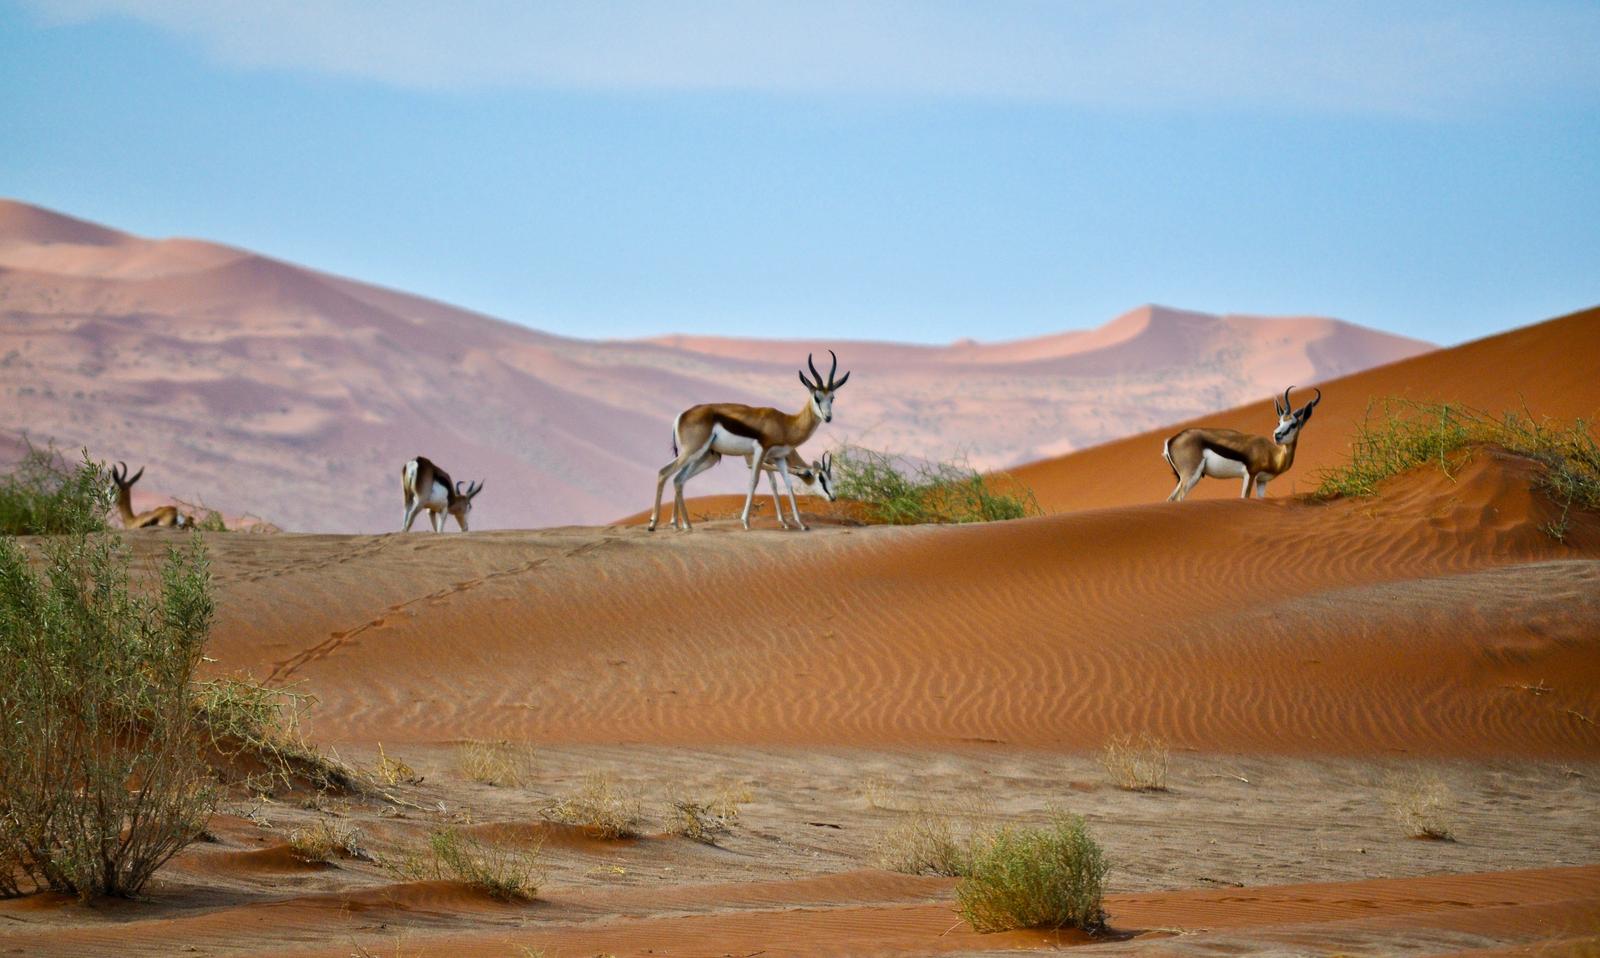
[649,351,850,531]
[1163,386,1322,501]
[401,456,483,532]
[110,462,191,528]
[668,449,837,531]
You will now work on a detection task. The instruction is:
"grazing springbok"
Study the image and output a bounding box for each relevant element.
[401,456,483,532]
[669,449,837,530]
[1163,387,1322,501]
[109,462,190,528]
[649,351,850,531]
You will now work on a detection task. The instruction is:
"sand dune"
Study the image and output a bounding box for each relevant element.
[102,445,1585,758]
[0,198,1431,531]
[1009,303,1600,513]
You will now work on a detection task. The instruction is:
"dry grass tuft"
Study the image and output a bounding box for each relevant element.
[875,806,974,877]
[540,773,644,839]
[368,742,421,787]
[286,818,366,863]
[667,785,749,845]
[456,740,534,787]
[389,827,543,901]
[1386,769,1457,841]
[194,676,363,793]
[1101,732,1170,792]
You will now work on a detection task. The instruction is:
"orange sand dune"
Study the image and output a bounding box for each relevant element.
[153,444,1600,758]
[1011,304,1600,513]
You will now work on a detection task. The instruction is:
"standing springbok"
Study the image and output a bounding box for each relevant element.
[1163,386,1322,501]
[668,449,837,530]
[109,462,190,528]
[649,351,850,531]
[401,456,483,532]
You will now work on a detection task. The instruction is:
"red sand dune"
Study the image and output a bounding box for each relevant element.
[1010,304,1600,513]
[155,440,1598,758]
[0,198,1430,531]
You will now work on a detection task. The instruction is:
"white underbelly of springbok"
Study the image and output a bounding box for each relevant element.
[420,481,450,510]
[1200,449,1249,479]
[709,427,790,460]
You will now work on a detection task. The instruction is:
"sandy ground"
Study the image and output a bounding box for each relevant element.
[4,439,1598,956]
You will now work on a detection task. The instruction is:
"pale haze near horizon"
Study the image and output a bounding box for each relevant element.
[2,0,1597,346]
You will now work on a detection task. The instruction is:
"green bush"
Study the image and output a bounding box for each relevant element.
[0,524,216,899]
[832,446,1040,525]
[957,813,1109,934]
[0,441,112,535]
[1316,401,1600,522]
[394,827,543,902]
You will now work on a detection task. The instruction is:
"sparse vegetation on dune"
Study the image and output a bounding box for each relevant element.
[957,812,1109,934]
[540,772,645,839]
[1386,768,1458,842]
[0,516,215,899]
[875,806,974,877]
[287,817,367,863]
[194,675,363,794]
[1101,732,1171,792]
[456,740,536,787]
[1316,401,1600,533]
[832,445,1041,525]
[0,441,111,535]
[391,827,543,901]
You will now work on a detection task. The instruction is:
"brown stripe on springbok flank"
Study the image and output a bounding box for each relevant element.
[1199,436,1251,463]
[711,414,765,442]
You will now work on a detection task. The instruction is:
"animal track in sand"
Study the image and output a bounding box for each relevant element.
[266,538,613,683]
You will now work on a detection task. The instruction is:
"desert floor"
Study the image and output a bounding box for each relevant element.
[4,446,1599,956]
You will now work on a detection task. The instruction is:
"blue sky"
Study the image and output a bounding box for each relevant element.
[3,1,1597,346]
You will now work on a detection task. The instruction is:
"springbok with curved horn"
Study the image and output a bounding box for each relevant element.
[401,456,483,532]
[669,449,837,530]
[649,351,850,531]
[1162,386,1322,501]
[109,462,190,528]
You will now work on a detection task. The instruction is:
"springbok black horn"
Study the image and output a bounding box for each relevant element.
[826,349,838,387]
[1303,387,1322,411]
[112,462,124,482]
[807,352,823,390]
[455,480,467,497]
[1282,386,1294,414]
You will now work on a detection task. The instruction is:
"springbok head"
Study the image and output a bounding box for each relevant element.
[798,350,851,423]
[1272,386,1322,443]
[800,451,837,502]
[110,461,144,492]
[449,479,484,530]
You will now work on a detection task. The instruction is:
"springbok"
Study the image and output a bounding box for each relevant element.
[109,462,190,528]
[401,456,483,532]
[668,449,837,531]
[1163,386,1322,501]
[649,351,850,531]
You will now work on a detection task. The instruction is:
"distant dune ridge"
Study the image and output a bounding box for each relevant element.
[0,198,1434,532]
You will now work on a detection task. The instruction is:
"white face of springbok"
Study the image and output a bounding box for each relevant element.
[448,479,484,531]
[1272,386,1322,444]
[797,452,837,501]
[799,350,851,424]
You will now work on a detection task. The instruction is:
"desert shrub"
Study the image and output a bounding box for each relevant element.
[0,442,112,536]
[368,743,420,787]
[456,740,534,787]
[0,527,216,899]
[287,818,366,863]
[832,446,1040,525]
[1316,402,1600,532]
[875,807,974,877]
[193,676,362,793]
[957,813,1109,933]
[540,773,644,839]
[667,786,748,845]
[1386,769,1457,841]
[398,828,542,901]
[1100,732,1170,792]
[194,510,228,532]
